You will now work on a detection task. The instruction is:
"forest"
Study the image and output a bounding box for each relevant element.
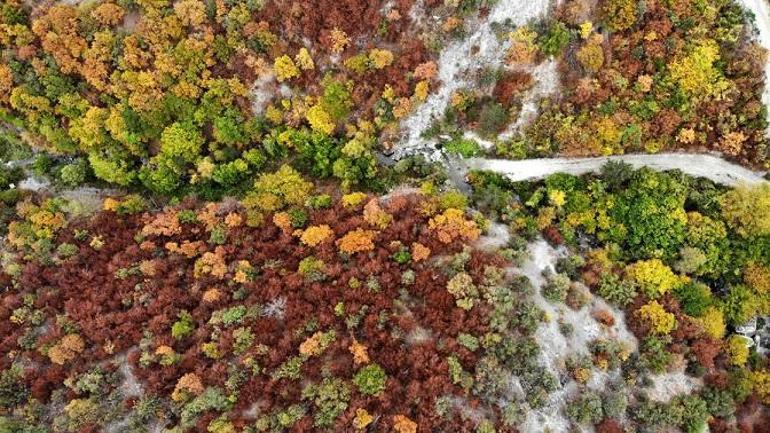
[1,0,770,431]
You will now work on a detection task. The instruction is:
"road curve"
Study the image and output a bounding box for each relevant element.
[460,153,768,186]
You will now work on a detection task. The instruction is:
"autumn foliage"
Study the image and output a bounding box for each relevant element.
[0,193,505,431]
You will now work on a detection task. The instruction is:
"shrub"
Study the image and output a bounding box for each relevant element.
[566,392,604,425]
[59,160,88,186]
[602,393,628,419]
[542,272,570,303]
[443,137,483,158]
[596,273,637,306]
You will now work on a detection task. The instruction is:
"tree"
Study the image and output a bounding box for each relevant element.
[306,105,335,135]
[601,0,637,31]
[669,40,728,99]
[336,229,377,254]
[299,225,334,246]
[626,259,682,299]
[605,169,688,260]
[393,415,417,433]
[173,0,206,27]
[58,160,88,186]
[698,307,726,339]
[725,335,749,367]
[542,272,570,303]
[246,165,313,212]
[566,392,604,425]
[597,273,637,306]
[159,122,204,166]
[719,183,770,237]
[172,373,204,402]
[636,301,677,335]
[672,282,712,317]
[721,285,759,325]
[752,370,770,404]
[576,36,604,73]
[274,55,299,82]
[428,208,481,244]
[538,21,570,57]
[302,378,350,427]
[353,364,387,396]
[48,334,85,365]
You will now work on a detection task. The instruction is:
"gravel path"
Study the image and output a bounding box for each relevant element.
[461,153,768,186]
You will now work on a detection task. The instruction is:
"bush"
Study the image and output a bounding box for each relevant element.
[478,102,508,137]
[542,272,570,303]
[639,337,672,373]
[596,274,637,306]
[59,160,89,186]
[602,392,628,419]
[443,137,483,158]
[566,392,604,425]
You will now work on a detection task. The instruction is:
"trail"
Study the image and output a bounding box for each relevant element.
[459,153,768,186]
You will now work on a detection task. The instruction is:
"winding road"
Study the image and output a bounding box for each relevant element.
[458,153,768,186]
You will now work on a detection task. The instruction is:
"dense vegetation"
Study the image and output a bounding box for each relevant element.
[469,162,770,431]
[1,163,770,431]
[2,0,768,201]
[0,0,447,197]
[430,0,770,167]
[2,0,770,431]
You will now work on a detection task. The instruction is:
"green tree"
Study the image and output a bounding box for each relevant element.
[605,169,688,260]
[720,183,770,238]
[353,364,387,396]
[88,150,135,186]
[159,122,204,166]
[538,21,570,57]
